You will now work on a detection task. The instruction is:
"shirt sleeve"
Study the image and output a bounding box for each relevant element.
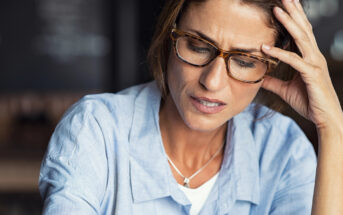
[39,101,108,215]
[269,134,317,215]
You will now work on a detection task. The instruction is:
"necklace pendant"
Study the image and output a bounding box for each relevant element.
[183,177,190,188]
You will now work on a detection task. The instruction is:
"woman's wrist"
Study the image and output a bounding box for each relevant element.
[315,113,343,163]
[316,112,343,141]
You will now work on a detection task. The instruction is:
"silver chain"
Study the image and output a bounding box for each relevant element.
[166,142,225,188]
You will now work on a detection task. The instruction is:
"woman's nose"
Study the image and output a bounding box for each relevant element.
[199,57,228,91]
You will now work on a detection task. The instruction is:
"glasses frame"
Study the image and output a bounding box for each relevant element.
[170,28,279,84]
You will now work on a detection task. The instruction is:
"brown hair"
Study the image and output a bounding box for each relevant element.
[147,0,304,113]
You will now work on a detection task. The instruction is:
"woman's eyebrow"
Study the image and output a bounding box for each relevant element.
[189,29,219,46]
[230,47,260,53]
[189,29,261,53]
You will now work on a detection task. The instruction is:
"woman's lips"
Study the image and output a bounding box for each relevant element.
[190,96,226,114]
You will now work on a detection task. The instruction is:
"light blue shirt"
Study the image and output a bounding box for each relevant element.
[39,81,317,215]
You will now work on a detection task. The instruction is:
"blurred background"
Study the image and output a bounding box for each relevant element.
[0,0,342,214]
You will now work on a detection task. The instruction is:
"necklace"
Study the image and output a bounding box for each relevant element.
[166,142,225,188]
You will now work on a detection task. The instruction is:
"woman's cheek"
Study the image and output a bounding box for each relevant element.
[167,59,198,103]
[230,83,262,111]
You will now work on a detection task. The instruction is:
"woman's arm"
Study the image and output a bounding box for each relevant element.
[312,121,343,214]
[39,100,108,215]
[260,0,343,213]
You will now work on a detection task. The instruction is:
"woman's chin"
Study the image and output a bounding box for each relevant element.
[182,113,227,133]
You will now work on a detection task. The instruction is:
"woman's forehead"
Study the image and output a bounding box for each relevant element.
[178,0,276,50]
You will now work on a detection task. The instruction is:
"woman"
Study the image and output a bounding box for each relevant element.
[39,0,343,214]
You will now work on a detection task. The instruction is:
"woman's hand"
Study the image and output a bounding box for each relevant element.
[261,0,343,130]
[261,1,343,214]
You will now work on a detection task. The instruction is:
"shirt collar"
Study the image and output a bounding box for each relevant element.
[128,82,190,205]
[129,82,260,208]
[129,82,170,202]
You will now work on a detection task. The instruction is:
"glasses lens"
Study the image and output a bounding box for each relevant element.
[229,54,267,82]
[176,36,215,66]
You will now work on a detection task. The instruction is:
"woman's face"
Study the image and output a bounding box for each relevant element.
[166,0,276,132]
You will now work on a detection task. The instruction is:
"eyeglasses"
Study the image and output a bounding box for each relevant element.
[170,28,278,84]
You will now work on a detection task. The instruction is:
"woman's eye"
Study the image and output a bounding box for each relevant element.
[233,58,256,68]
[187,42,211,54]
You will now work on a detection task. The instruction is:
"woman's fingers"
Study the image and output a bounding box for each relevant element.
[262,44,331,85]
[282,0,306,29]
[262,45,312,77]
[282,0,318,49]
[274,6,311,57]
[293,0,313,31]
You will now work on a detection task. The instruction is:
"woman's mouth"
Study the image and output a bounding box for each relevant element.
[190,96,226,114]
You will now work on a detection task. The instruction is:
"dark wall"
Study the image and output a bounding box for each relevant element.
[0,0,112,92]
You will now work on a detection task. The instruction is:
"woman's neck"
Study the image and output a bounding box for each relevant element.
[159,96,227,171]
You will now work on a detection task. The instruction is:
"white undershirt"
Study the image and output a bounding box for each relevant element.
[178,173,219,215]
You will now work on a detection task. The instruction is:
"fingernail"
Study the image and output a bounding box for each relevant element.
[275,7,284,13]
[262,44,271,50]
